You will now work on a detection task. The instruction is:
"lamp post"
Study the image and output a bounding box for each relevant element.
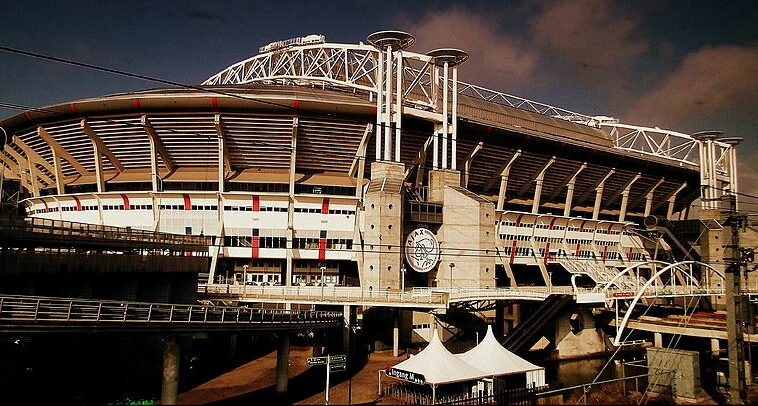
[548,271,553,293]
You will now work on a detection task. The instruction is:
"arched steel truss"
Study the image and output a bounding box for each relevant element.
[202,42,738,190]
[204,43,598,124]
[611,260,724,346]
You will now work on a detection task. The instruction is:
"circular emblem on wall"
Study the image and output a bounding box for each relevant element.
[404,228,441,273]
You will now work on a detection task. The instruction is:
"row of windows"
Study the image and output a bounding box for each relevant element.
[499,234,531,241]
[225,236,288,248]
[294,208,356,215]
[225,205,287,212]
[224,236,354,250]
[293,238,354,250]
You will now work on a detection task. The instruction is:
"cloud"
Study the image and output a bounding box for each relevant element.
[529,0,648,94]
[625,45,758,127]
[184,10,228,24]
[400,8,538,90]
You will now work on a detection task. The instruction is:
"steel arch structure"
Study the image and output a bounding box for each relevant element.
[611,260,724,346]
[202,41,738,197]
[203,43,597,124]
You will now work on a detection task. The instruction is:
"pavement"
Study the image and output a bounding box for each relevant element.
[178,346,403,405]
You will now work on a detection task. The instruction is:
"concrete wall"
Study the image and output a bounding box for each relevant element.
[435,185,497,289]
[647,347,702,399]
[363,161,404,289]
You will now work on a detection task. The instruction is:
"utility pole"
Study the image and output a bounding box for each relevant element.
[724,194,747,405]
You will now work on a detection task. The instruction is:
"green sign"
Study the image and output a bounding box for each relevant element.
[329,355,346,363]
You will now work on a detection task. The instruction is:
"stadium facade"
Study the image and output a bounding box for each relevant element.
[0,32,740,292]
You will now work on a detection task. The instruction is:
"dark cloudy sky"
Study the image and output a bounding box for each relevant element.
[2,0,758,193]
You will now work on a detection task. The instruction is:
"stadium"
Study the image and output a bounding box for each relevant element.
[0,31,739,294]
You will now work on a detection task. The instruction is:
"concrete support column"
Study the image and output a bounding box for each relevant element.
[276,335,291,394]
[228,334,238,361]
[343,305,354,360]
[161,336,180,405]
[654,332,663,347]
[393,310,400,357]
[494,302,505,339]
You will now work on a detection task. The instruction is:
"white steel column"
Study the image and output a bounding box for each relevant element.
[451,66,458,170]
[375,51,383,162]
[592,170,615,220]
[496,151,521,211]
[384,46,392,161]
[563,163,587,217]
[441,61,449,169]
[395,51,402,162]
[531,157,555,214]
[643,178,666,218]
[618,174,641,222]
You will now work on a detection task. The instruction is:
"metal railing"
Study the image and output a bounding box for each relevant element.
[0,294,341,326]
[1,217,212,249]
[198,284,448,306]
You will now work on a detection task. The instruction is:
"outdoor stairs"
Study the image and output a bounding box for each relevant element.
[501,294,572,353]
[557,258,642,290]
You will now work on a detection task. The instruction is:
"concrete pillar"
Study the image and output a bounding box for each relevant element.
[343,305,354,361]
[393,310,400,357]
[276,335,291,394]
[161,336,180,405]
[654,332,663,348]
[228,334,238,361]
[494,302,505,339]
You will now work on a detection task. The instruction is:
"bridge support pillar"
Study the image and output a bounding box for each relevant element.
[393,310,401,357]
[654,332,663,347]
[494,302,505,338]
[161,336,180,405]
[343,305,355,362]
[276,335,291,394]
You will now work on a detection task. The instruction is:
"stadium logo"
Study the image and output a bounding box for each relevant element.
[404,228,440,273]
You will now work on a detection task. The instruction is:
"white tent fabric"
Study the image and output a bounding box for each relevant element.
[391,330,489,385]
[456,325,546,388]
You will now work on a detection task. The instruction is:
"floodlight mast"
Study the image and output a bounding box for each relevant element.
[366,31,416,163]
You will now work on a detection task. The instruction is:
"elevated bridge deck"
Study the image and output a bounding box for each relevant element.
[198,284,731,309]
[0,294,341,334]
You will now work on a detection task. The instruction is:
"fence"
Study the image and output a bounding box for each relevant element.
[381,381,539,405]
[0,294,342,326]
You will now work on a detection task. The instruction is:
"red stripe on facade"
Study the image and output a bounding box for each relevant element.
[252,236,260,259]
[292,100,301,109]
[544,217,558,264]
[24,111,32,120]
[182,194,191,210]
[69,103,78,113]
[211,97,218,109]
[627,248,634,261]
[132,98,142,109]
[72,196,82,211]
[602,245,609,263]
[252,195,260,211]
[42,201,49,213]
[120,194,130,210]
[321,198,330,214]
[318,238,326,260]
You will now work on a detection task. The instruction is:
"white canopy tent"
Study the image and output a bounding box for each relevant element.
[389,329,488,385]
[381,327,546,403]
[456,325,546,388]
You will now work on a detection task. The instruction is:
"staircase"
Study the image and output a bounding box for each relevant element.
[501,294,572,353]
[557,258,642,290]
